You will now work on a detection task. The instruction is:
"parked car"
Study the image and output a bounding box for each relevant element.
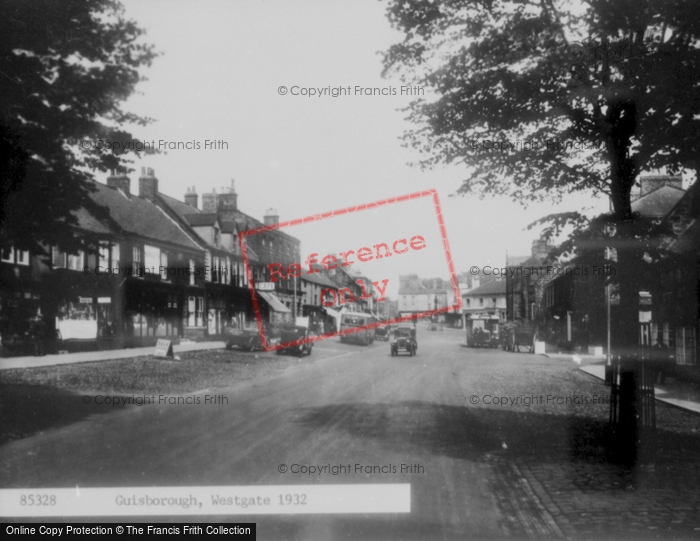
[224,323,265,352]
[390,326,417,356]
[374,322,393,341]
[277,324,315,356]
[465,315,500,348]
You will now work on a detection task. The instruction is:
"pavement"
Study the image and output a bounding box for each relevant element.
[0,340,226,370]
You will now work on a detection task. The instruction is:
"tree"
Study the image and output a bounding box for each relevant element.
[0,0,158,257]
[382,0,700,461]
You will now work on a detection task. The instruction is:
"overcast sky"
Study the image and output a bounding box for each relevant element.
[112,0,612,299]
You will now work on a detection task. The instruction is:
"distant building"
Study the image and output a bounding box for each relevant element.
[463,279,507,321]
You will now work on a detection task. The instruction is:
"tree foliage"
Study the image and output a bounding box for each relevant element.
[382,0,700,220]
[0,0,157,255]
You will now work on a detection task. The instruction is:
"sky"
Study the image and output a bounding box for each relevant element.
[111,0,613,299]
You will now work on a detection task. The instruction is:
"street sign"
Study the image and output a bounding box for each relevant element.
[257,282,275,291]
[154,339,174,358]
[78,297,92,304]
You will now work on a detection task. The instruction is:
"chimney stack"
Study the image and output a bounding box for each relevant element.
[201,188,218,212]
[218,178,238,211]
[138,167,158,200]
[263,208,279,226]
[106,169,131,195]
[184,186,198,209]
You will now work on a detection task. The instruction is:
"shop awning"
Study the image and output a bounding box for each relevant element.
[257,291,291,313]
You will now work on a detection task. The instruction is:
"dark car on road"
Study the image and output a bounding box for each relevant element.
[224,324,265,352]
[390,326,417,356]
[277,325,315,357]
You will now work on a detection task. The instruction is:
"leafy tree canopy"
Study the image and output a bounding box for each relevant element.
[382,0,700,220]
[0,0,157,256]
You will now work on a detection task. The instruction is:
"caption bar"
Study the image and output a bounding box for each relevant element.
[6,524,255,538]
[0,485,410,517]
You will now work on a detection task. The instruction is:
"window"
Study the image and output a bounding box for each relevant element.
[479,298,484,307]
[132,246,142,275]
[111,243,120,268]
[2,247,29,265]
[144,244,160,270]
[1,247,13,263]
[67,251,84,271]
[160,252,168,280]
[189,259,195,286]
[492,297,497,307]
[205,251,211,282]
[212,256,220,283]
[99,242,110,268]
[187,296,204,327]
[52,246,66,268]
[214,228,220,247]
[188,296,196,327]
[196,296,204,326]
[466,299,471,307]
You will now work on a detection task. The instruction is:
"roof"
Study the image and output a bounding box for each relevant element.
[90,183,202,251]
[158,192,201,217]
[184,213,218,227]
[71,206,114,236]
[632,185,685,218]
[301,272,338,288]
[220,221,238,234]
[463,279,506,297]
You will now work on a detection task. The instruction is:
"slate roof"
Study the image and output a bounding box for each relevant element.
[301,272,338,288]
[632,185,685,218]
[464,279,506,296]
[184,213,218,227]
[71,206,114,236]
[89,183,202,251]
[158,191,260,263]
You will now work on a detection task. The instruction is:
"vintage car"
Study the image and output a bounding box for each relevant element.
[277,324,314,357]
[390,326,417,356]
[223,324,265,352]
[465,315,500,348]
[374,322,393,341]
